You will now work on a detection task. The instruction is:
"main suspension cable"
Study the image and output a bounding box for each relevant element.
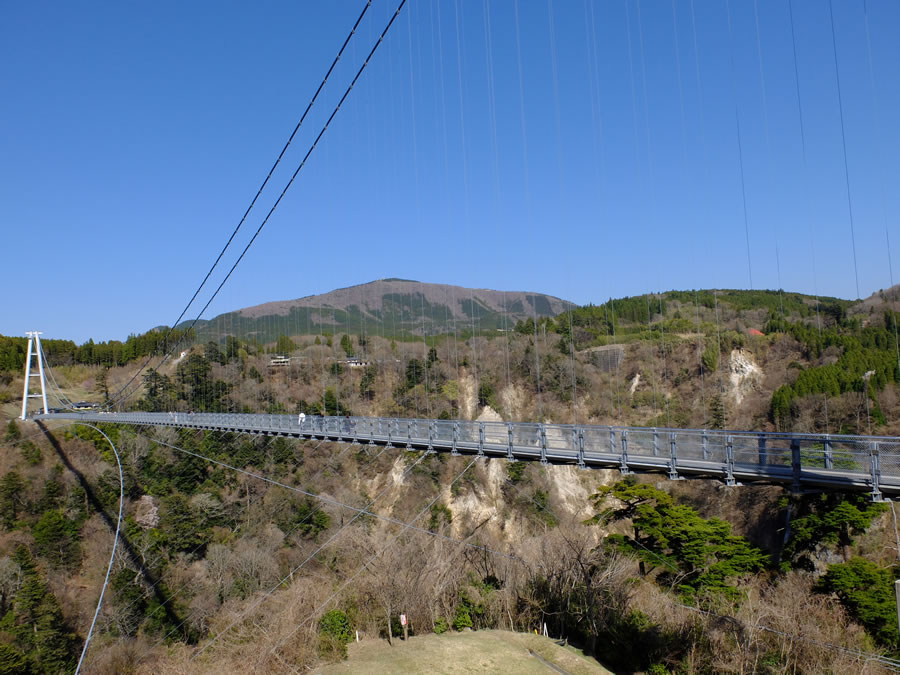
[107,0,380,408]
[74,424,124,674]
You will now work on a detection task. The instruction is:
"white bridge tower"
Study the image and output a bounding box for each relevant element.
[21,331,49,419]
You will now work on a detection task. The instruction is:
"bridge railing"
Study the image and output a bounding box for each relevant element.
[35,411,900,497]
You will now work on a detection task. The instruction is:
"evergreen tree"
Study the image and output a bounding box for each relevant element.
[339,334,354,357]
[707,394,726,430]
[142,369,174,412]
[204,341,226,365]
[0,644,27,675]
[161,494,209,556]
[819,558,899,648]
[34,594,76,673]
[32,511,80,569]
[589,479,768,600]
[95,369,111,405]
[0,473,25,530]
[275,335,296,355]
[359,366,377,400]
[6,546,79,672]
[405,359,424,389]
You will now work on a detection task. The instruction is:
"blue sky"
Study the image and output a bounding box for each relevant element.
[2,0,899,343]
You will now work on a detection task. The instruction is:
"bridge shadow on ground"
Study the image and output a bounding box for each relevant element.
[36,422,191,642]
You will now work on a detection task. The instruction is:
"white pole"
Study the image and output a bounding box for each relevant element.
[895,579,900,644]
[34,333,48,414]
[21,334,33,420]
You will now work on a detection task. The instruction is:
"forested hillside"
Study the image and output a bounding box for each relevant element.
[3,286,899,435]
[0,328,193,373]
[129,286,900,436]
[1,285,899,672]
[0,419,898,673]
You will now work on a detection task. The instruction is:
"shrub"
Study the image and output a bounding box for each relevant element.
[3,421,19,443]
[700,342,719,373]
[319,609,352,643]
[507,461,526,485]
[318,609,352,659]
[18,441,41,466]
[819,558,898,648]
[452,605,472,631]
[428,503,452,530]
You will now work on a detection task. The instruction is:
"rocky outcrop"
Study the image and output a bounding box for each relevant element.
[134,495,159,529]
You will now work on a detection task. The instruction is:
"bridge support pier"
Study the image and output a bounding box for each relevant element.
[668,432,683,481]
[619,430,631,475]
[870,442,884,502]
[478,423,485,457]
[724,436,737,487]
[790,440,803,496]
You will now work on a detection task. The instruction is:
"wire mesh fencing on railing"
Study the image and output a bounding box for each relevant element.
[36,412,900,498]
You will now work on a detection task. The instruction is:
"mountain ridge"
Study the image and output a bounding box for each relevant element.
[185,279,576,341]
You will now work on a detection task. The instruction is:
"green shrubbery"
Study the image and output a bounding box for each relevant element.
[780,494,888,570]
[819,558,899,648]
[319,609,353,659]
[590,478,768,601]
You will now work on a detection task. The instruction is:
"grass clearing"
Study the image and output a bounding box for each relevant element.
[317,629,611,674]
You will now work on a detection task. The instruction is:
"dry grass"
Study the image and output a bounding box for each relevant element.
[317,630,611,675]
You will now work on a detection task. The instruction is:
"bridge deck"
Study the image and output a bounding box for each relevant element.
[34,412,900,498]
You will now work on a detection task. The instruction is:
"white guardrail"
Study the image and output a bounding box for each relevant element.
[34,412,900,499]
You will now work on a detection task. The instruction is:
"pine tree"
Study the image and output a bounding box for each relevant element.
[708,394,726,430]
[0,473,25,530]
[34,594,76,673]
[0,644,27,675]
[32,511,79,569]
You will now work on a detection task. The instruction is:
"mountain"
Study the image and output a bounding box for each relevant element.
[185,279,575,343]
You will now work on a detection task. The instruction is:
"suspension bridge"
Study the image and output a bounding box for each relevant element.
[33,410,900,499]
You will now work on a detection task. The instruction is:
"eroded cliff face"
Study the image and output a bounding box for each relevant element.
[356,445,793,562]
[375,450,890,576]
[729,349,762,406]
